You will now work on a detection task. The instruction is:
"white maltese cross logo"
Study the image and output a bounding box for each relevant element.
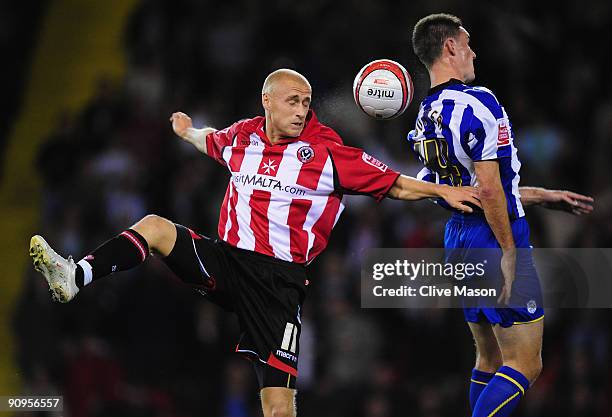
[262,158,278,174]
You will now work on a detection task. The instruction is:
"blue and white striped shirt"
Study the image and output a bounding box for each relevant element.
[407,79,524,219]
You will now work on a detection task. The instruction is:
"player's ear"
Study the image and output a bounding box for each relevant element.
[262,93,270,111]
[444,37,457,57]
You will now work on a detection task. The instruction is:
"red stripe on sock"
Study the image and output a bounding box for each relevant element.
[120,231,147,262]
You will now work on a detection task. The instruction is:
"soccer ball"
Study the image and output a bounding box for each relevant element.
[353,59,413,119]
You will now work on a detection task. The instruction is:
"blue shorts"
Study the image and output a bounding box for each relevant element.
[444,213,544,328]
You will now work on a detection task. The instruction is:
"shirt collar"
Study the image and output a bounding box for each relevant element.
[428,78,464,95]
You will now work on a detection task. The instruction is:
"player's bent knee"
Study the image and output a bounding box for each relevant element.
[133,214,167,240]
[144,214,172,228]
[132,214,176,255]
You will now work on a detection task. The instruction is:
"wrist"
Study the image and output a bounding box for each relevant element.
[183,127,202,143]
[534,187,555,205]
[435,184,450,199]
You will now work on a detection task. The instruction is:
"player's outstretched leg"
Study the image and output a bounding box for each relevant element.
[468,322,503,411]
[30,214,177,303]
[471,320,543,417]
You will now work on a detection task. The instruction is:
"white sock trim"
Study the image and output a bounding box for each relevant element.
[77,259,93,286]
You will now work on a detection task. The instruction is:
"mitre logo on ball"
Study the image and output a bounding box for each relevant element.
[353,59,414,120]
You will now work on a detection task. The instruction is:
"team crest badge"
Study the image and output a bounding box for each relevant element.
[527,299,537,314]
[297,146,314,163]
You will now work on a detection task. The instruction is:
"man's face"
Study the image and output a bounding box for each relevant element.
[263,78,312,138]
[455,27,476,83]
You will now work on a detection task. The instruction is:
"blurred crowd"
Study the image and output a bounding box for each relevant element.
[10,0,612,416]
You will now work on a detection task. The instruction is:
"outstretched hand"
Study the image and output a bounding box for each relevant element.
[541,190,594,215]
[170,112,193,139]
[440,186,482,213]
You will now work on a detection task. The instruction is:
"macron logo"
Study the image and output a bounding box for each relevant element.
[276,349,298,363]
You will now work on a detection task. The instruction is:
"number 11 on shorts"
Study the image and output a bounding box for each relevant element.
[281,323,298,353]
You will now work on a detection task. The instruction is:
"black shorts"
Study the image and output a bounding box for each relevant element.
[162,224,307,389]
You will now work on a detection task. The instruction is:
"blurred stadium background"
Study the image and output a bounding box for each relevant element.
[1,0,611,416]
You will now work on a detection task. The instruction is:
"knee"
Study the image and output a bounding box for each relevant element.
[261,389,295,417]
[526,356,543,384]
[263,402,294,417]
[505,356,542,385]
[133,215,174,249]
[475,350,503,373]
[134,214,173,235]
[139,214,169,231]
[268,405,293,417]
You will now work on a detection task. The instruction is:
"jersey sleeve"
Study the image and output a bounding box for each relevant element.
[327,144,401,202]
[465,89,513,162]
[416,166,438,184]
[205,121,243,165]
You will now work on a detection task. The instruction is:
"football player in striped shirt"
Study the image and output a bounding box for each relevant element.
[29,69,482,417]
[409,14,593,417]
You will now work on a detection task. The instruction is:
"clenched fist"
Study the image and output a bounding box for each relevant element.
[170,112,193,139]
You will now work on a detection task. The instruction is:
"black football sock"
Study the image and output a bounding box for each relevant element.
[76,229,150,288]
[75,266,85,288]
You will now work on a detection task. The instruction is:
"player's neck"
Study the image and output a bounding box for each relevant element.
[264,125,282,145]
[264,117,285,145]
[428,65,464,89]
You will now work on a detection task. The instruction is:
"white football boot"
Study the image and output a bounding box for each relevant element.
[29,235,79,303]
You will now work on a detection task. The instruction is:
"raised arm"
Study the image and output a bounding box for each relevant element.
[519,186,594,215]
[170,112,217,154]
[387,174,482,212]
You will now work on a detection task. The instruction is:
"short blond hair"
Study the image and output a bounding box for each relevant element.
[262,69,311,94]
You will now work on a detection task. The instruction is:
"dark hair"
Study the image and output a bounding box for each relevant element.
[412,13,463,69]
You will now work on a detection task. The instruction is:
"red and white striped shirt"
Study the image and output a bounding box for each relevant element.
[205,110,400,264]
